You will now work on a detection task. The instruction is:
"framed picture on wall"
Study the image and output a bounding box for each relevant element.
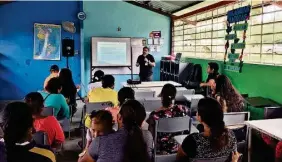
[33,23,61,60]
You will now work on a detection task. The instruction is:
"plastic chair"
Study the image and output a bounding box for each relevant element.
[224,112,249,161]
[135,89,155,99]
[154,116,192,162]
[141,98,162,112]
[190,95,204,112]
[224,112,249,126]
[41,107,54,116]
[190,156,229,162]
[175,88,195,101]
[33,131,49,145]
[264,106,282,119]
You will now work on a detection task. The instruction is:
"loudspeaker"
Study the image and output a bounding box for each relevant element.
[62,38,74,57]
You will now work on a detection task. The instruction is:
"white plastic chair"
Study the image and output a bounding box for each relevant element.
[154,116,192,162]
[135,89,155,99]
[224,112,249,126]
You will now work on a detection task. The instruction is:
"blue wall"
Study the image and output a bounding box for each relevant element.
[82,1,171,92]
[0,1,81,100]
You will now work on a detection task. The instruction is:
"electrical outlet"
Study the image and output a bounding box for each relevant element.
[75,50,79,55]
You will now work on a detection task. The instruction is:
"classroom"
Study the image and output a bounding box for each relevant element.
[0,1,282,162]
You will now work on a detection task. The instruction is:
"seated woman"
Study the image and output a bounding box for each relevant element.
[78,100,151,162]
[86,75,118,105]
[40,77,70,119]
[25,92,65,149]
[210,75,244,112]
[3,102,55,162]
[177,98,237,161]
[88,70,104,91]
[146,83,189,155]
[83,110,114,152]
[200,62,219,88]
[105,87,135,123]
[59,68,78,116]
[84,75,118,128]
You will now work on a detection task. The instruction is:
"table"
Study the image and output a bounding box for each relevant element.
[122,81,182,88]
[245,97,281,108]
[184,94,204,102]
[246,119,282,162]
[245,97,281,120]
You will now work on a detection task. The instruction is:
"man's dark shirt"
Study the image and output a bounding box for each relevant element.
[137,54,155,77]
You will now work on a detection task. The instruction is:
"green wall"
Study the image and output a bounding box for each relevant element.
[182,58,282,104]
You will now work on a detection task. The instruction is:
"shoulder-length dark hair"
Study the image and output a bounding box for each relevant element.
[119,100,150,162]
[198,98,229,150]
[3,102,34,161]
[59,68,77,99]
[215,75,244,112]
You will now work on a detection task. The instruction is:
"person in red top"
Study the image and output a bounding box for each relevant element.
[24,92,65,149]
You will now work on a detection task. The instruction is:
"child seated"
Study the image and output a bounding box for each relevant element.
[81,110,114,155]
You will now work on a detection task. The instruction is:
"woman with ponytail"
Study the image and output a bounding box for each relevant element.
[78,100,152,162]
[177,98,237,161]
[3,102,55,162]
[146,83,189,155]
[88,70,104,91]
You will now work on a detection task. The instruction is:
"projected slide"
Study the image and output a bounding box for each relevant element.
[97,42,127,65]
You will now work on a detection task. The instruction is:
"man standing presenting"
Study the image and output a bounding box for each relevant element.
[136,47,155,81]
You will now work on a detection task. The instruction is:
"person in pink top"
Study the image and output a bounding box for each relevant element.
[24,92,65,149]
[105,87,135,123]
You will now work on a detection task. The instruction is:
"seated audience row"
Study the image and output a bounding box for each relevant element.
[78,99,153,162]
[2,102,56,162]
[200,62,244,112]
[40,77,70,119]
[24,92,65,149]
[43,65,78,118]
[147,83,189,155]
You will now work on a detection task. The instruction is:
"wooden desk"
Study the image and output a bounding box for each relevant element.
[246,119,282,162]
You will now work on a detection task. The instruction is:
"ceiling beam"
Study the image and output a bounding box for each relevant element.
[0,1,13,5]
[173,0,237,20]
[125,1,172,18]
[172,1,204,14]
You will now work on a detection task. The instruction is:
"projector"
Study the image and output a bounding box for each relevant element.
[127,79,141,85]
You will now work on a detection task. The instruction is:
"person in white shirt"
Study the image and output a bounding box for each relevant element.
[43,65,59,90]
[88,70,104,91]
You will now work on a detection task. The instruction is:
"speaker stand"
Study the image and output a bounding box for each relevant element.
[66,56,69,69]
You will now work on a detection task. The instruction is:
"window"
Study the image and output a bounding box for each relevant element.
[172,1,282,65]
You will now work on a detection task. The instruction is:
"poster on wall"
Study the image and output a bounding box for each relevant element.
[224,5,251,73]
[33,23,61,60]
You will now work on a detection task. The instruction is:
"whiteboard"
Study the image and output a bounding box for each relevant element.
[131,38,144,74]
[91,37,131,66]
[90,37,144,75]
